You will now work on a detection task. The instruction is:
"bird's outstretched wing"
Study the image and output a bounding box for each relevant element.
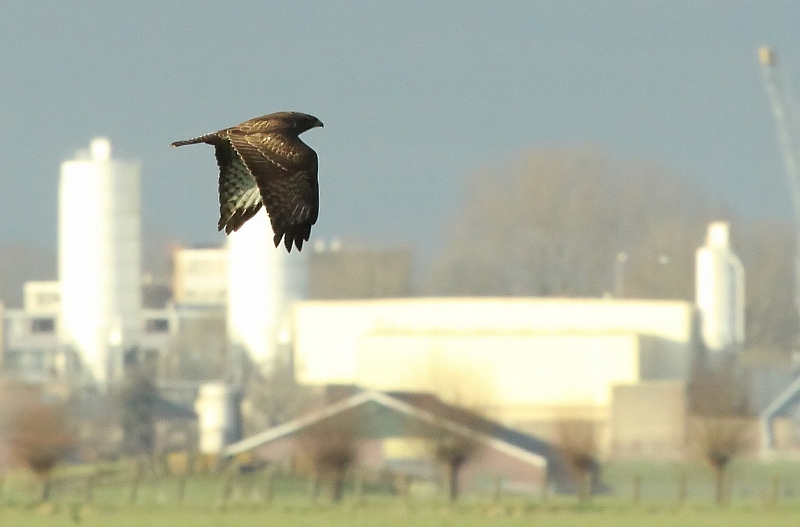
[214,139,263,234]
[227,132,319,251]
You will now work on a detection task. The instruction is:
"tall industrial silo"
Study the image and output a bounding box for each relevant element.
[695,222,745,354]
[59,138,141,389]
[226,211,307,378]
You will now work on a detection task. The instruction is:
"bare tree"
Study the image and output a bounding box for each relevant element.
[735,219,798,356]
[688,364,755,505]
[432,428,479,503]
[428,146,723,300]
[296,411,358,503]
[118,368,158,458]
[429,145,799,357]
[10,400,73,501]
[410,358,494,503]
[690,416,754,506]
[241,356,313,436]
[556,420,599,504]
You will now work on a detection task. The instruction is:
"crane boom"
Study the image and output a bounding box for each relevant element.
[760,47,800,218]
[759,46,800,451]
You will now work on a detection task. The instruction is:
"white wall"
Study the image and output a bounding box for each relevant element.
[195,382,239,454]
[292,298,696,420]
[357,332,640,419]
[23,281,60,313]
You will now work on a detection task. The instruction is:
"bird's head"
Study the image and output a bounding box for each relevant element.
[289,112,324,134]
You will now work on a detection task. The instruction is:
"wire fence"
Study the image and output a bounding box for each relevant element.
[3,458,800,510]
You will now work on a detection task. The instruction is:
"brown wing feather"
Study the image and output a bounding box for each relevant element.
[227,131,319,252]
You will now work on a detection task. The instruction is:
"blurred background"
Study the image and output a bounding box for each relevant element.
[1,0,800,512]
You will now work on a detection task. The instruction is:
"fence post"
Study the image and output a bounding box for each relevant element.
[220,471,235,507]
[129,461,144,505]
[263,467,275,505]
[493,475,503,504]
[353,468,364,506]
[632,474,641,504]
[396,473,410,505]
[309,471,321,504]
[677,470,687,505]
[177,471,187,503]
[85,473,96,503]
[769,474,780,506]
[540,472,549,503]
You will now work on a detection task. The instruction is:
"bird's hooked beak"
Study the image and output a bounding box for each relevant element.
[314,118,324,128]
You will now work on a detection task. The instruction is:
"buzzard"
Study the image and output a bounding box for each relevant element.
[172,111,323,252]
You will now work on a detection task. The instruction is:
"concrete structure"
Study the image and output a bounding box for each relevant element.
[58,138,141,389]
[2,281,67,382]
[695,222,745,353]
[23,281,61,313]
[172,247,227,306]
[610,381,687,459]
[195,382,241,454]
[227,212,307,375]
[3,281,226,386]
[293,298,699,429]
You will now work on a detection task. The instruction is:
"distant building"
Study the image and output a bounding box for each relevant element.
[172,246,227,306]
[610,381,687,459]
[309,242,413,299]
[223,390,575,495]
[292,297,700,456]
[695,221,745,354]
[23,281,61,312]
[2,281,68,382]
[58,138,141,389]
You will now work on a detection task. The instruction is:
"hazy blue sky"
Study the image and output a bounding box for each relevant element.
[1,1,798,260]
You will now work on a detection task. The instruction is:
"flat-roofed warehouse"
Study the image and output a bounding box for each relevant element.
[292,297,699,456]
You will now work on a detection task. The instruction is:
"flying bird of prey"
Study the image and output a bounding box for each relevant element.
[171,111,323,252]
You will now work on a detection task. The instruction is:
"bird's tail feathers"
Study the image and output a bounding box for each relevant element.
[171,134,217,148]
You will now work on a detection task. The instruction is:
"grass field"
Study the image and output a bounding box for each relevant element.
[5,459,800,526]
[4,503,800,527]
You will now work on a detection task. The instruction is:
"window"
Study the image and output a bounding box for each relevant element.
[145,318,169,333]
[31,318,55,333]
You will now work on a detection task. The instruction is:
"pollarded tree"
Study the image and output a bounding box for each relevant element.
[556,420,599,504]
[10,400,73,501]
[296,411,359,503]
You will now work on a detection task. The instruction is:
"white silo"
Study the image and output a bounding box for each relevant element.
[59,138,141,389]
[695,222,745,353]
[226,211,308,377]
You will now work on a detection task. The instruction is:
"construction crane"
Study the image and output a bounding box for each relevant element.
[758,46,800,450]
[760,47,800,336]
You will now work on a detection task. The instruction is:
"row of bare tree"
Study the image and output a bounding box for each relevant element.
[427,146,797,355]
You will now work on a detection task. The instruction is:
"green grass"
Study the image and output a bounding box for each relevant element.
[5,459,800,526]
[3,503,800,527]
